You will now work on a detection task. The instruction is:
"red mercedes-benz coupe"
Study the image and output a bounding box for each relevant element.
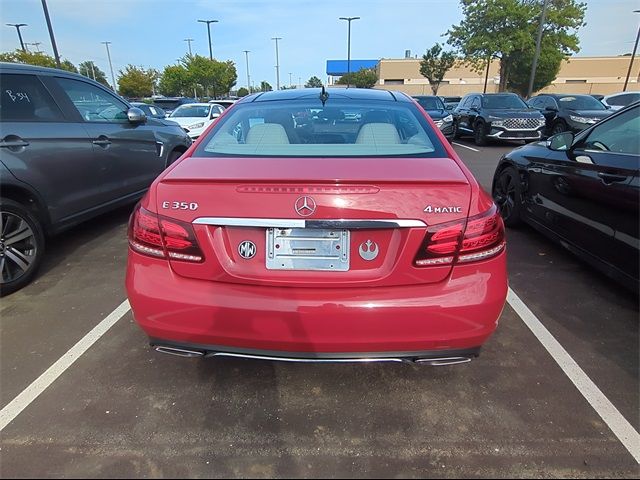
[126,88,507,365]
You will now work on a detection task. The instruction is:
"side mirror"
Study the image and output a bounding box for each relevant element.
[127,107,147,124]
[547,131,574,151]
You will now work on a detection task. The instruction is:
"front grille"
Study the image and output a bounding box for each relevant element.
[502,118,543,130]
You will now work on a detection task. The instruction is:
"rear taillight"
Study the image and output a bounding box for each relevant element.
[414,205,505,267]
[128,205,204,262]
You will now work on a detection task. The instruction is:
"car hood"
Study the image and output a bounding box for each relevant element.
[484,109,543,118]
[566,109,611,119]
[169,117,212,127]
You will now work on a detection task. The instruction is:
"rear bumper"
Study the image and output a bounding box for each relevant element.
[126,250,507,356]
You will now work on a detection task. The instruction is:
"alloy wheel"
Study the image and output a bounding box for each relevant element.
[0,210,38,284]
[494,171,516,221]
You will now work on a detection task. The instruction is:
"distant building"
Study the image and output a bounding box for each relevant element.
[326,59,379,85]
[374,56,640,96]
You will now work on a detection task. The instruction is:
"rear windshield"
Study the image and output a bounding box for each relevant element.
[153,99,191,110]
[482,95,528,109]
[414,97,445,110]
[195,99,446,158]
[557,95,606,110]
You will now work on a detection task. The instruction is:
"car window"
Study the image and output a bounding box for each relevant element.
[171,105,210,118]
[471,97,481,109]
[415,97,444,110]
[459,96,472,109]
[195,100,446,158]
[0,73,65,122]
[581,105,640,157]
[557,95,606,110]
[528,97,543,109]
[55,77,128,122]
[607,93,640,107]
[482,94,528,109]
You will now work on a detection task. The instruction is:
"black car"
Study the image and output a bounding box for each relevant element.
[412,95,454,140]
[0,62,192,295]
[453,93,546,146]
[492,102,639,291]
[130,101,167,119]
[528,93,612,136]
[151,96,197,116]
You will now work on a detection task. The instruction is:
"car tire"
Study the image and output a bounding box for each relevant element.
[166,150,183,167]
[551,120,568,136]
[0,198,46,296]
[452,121,461,139]
[492,167,522,228]
[474,121,488,146]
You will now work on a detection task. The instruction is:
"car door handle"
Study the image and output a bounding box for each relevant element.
[598,172,629,184]
[92,136,112,147]
[0,137,30,148]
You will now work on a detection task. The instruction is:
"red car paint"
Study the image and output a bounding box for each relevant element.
[126,89,507,361]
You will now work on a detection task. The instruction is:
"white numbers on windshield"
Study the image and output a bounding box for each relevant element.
[5,90,31,103]
[161,201,199,211]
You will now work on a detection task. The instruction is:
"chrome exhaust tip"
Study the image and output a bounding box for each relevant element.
[414,356,472,366]
[154,346,205,358]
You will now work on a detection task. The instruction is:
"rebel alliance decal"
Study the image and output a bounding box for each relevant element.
[424,205,463,214]
[359,240,379,261]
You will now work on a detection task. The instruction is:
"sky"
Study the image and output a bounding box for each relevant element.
[1,0,639,90]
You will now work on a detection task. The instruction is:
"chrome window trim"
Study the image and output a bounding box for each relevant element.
[192,217,427,229]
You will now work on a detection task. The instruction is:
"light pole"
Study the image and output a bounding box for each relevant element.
[289,72,293,88]
[6,23,27,52]
[197,19,218,60]
[272,37,282,90]
[102,41,117,92]
[527,0,550,98]
[623,10,640,92]
[184,38,194,56]
[339,16,360,87]
[41,0,61,68]
[243,50,251,92]
[27,42,42,53]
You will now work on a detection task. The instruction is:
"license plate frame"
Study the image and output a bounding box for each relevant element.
[266,228,350,271]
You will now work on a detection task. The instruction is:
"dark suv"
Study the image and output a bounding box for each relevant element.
[0,62,192,295]
[453,93,546,146]
[527,93,612,136]
[151,97,197,116]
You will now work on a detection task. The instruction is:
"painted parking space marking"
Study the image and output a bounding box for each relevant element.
[453,142,480,152]
[507,287,640,464]
[0,299,131,432]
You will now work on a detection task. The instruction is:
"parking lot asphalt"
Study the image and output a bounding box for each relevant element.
[1,139,638,478]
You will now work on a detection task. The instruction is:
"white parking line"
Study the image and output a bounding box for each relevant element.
[0,299,131,432]
[507,288,640,464]
[453,142,480,152]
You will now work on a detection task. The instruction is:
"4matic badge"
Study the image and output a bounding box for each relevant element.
[423,205,463,213]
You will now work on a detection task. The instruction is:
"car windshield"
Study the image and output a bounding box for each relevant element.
[195,99,446,158]
[171,105,210,118]
[482,95,528,109]
[415,97,444,110]
[558,95,606,110]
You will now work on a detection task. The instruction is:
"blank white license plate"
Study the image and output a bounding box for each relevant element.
[266,228,350,271]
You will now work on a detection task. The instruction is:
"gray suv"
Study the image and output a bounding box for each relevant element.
[0,62,192,295]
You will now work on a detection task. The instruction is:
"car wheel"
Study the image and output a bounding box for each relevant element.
[474,121,488,146]
[167,150,183,167]
[452,121,461,139]
[492,167,522,227]
[551,120,568,136]
[0,198,45,296]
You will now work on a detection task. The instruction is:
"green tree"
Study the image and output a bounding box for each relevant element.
[336,68,378,88]
[507,37,565,96]
[237,87,249,97]
[159,65,190,96]
[78,61,110,87]
[210,60,237,98]
[305,76,323,88]
[419,43,456,95]
[260,81,273,92]
[0,50,76,72]
[117,65,156,98]
[447,0,586,92]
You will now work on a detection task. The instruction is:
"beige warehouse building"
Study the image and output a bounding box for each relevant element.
[374,56,640,96]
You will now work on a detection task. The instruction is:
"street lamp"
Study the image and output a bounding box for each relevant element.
[339,16,360,87]
[243,50,251,92]
[27,42,42,53]
[527,0,550,98]
[197,19,218,60]
[184,38,194,56]
[272,37,282,90]
[102,41,117,92]
[623,10,640,92]
[40,0,61,68]
[6,23,27,52]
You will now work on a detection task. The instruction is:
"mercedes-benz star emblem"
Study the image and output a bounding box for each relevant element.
[294,196,316,217]
[359,240,379,261]
[238,240,257,259]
